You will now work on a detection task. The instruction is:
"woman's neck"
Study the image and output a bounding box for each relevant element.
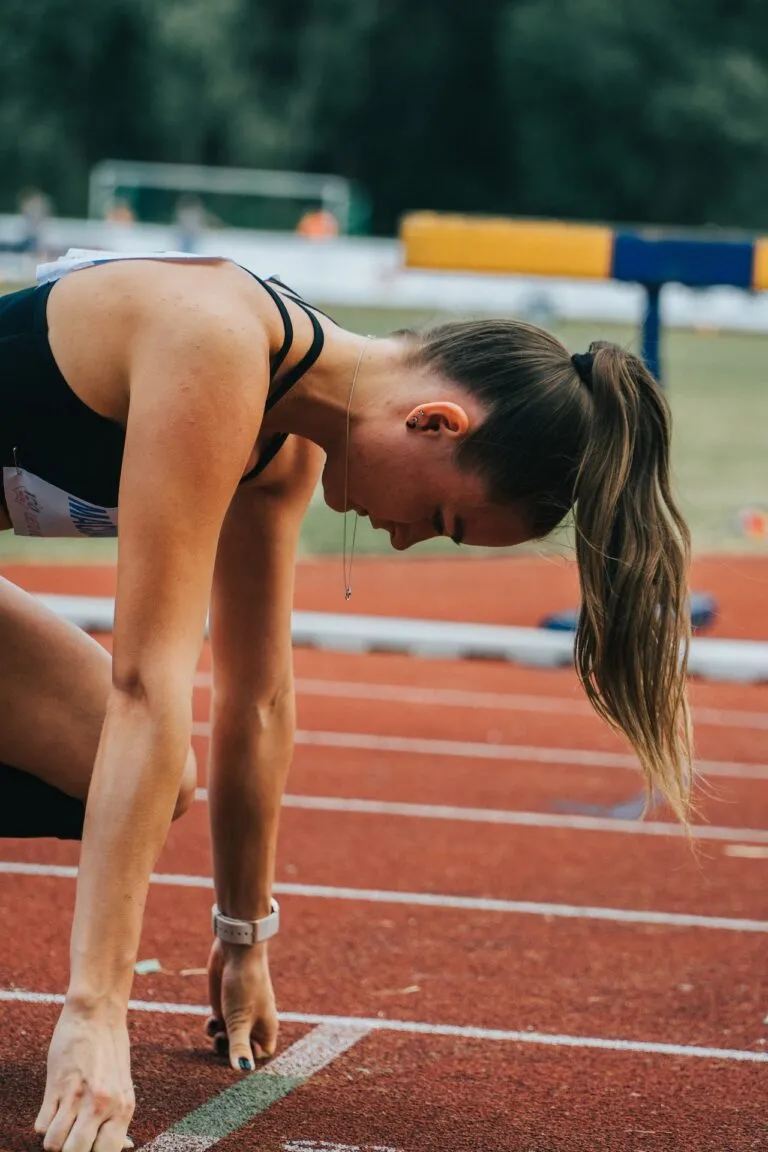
[262,329,403,456]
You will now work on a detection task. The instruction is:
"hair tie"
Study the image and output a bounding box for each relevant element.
[571,351,595,391]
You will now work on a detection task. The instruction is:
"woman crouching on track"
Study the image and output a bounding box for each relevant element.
[0,250,692,1152]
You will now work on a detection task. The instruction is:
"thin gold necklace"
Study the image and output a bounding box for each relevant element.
[342,336,372,600]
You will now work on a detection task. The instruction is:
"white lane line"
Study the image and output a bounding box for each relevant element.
[2,861,765,933]
[142,1022,371,1151]
[284,1144,398,1152]
[284,1143,398,1151]
[191,789,768,844]
[725,845,768,859]
[263,1021,371,1079]
[2,990,766,1064]
[190,723,768,781]
[193,673,768,732]
[144,1137,211,1151]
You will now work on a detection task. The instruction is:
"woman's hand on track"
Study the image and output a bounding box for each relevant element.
[206,937,278,1070]
[34,1002,135,1151]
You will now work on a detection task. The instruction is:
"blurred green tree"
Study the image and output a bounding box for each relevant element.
[0,0,159,214]
[3,0,768,234]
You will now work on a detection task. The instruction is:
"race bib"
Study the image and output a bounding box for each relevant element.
[2,467,118,538]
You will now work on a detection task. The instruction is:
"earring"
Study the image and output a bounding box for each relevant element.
[407,409,425,429]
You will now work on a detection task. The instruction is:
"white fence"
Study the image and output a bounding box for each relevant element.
[35,595,768,684]
[3,213,768,333]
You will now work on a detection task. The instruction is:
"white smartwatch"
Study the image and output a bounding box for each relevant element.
[211,898,280,946]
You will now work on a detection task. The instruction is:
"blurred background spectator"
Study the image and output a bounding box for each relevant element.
[0,187,52,256]
[105,196,136,225]
[296,208,340,239]
[16,188,51,254]
[173,193,222,252]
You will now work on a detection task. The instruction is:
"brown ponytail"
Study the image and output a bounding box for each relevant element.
[408,320,694,826]
[573,343,693,825]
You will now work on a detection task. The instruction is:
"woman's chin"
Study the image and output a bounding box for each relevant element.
[321,487,346,514]
[324,488,369,517]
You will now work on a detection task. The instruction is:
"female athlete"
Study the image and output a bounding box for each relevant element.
[0,251,692,1151]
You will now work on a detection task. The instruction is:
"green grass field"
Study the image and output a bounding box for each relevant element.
[0,301,765,562]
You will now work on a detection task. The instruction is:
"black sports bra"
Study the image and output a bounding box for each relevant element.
[0,265,332,537]
[241,274,331,482]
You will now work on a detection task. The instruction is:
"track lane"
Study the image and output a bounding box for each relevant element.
[191,675,768,766]
[2,876,767,1054]
[2,559,767,1149]
[186,737,768,830]
[3,1000,765,1152]
[3,789,768,920]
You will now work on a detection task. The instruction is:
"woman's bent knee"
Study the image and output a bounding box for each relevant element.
[172,747,197,821]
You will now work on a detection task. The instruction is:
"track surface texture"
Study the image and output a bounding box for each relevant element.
[1,555,767,1151]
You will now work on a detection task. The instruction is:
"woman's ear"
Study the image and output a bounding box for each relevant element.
[404,401,471,436]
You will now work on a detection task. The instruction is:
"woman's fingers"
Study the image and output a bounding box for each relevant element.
[34,1089,60,1135]
[38,1097,77,1151]
[92,1117,133,1152]
[251,1016,278,1060]
[224,1010,256,1072]
[205,1016,224,1039]
[40,1099,131,1152]
[207,946,224,1025]
[211,1028,274,1064]
[207,940,277,1070]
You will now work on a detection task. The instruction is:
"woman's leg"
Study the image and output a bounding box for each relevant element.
[0,576,196,838]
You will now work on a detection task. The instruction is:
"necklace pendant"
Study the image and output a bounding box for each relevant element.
[345,588,352,601]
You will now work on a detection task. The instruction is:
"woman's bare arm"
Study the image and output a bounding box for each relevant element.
[207,437,322,927]
[66,293,268,1013]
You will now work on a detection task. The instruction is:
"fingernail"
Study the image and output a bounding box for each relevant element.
[239,1057,254,1071]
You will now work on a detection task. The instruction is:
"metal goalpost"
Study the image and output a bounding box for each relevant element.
[88,159,355,234]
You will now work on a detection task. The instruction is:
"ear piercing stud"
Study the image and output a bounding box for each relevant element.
[407,409,425,428]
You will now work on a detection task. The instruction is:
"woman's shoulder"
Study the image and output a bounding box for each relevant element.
[46,251,269,359]
[36,248,231,285]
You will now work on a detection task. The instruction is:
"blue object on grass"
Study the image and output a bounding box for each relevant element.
[540,592,717,633]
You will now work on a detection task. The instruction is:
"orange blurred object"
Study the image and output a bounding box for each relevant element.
[737,507,768,539]
[296,209,340,238]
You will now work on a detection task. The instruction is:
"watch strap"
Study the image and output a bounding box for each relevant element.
[211,898,280,946]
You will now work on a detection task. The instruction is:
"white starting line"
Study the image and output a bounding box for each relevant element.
[2,990,766,1065]
[141,1021,372,1151]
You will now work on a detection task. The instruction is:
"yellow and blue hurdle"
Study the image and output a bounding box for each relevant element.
[401,212,768,381]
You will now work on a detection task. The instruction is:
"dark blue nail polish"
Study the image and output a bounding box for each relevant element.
[239,1057,253,1072]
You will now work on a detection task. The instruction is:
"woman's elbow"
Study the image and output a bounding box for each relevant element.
[172,745,198,821]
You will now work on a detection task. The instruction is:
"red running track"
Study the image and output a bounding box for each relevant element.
[1,556,767,1151]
